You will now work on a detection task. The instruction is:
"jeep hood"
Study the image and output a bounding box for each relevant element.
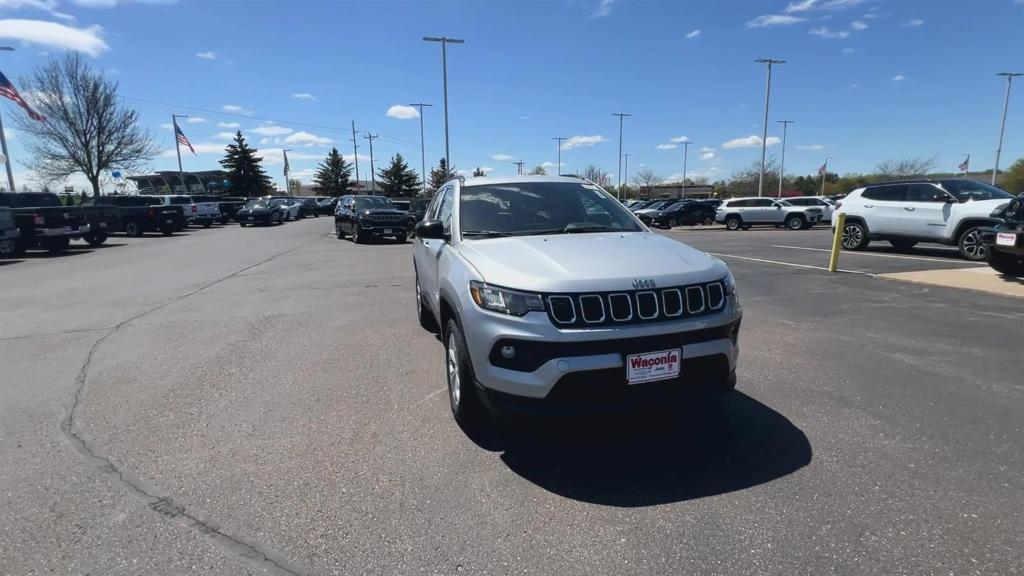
[456,231,727,293]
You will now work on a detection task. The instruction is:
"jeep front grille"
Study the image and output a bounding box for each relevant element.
[545,280,727,328]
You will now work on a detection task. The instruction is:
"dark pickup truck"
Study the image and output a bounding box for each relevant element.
[0,192,85,255]
[77,202,122,246]
[82,195,186,236]
[983,195,1024,277]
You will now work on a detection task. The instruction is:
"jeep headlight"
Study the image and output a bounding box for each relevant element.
[723,270,741,314]
[469,281,545,316]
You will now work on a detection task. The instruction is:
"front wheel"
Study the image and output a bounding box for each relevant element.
[445,319,486,428]
[416,274,437,332]
[352,223,363,244]
[786,214,806,231]
[986,248,1024,277]
[725,216,742,231]
[958,226,987,261]
[44,237,70,253]
[841,221,870,250]
[0,238,22,258]
[83,231,107,246]
[395,234,407,243]
[203,221,211,228]
[703,217,714,226]
[335,223,344,239]
[125,221,143,237]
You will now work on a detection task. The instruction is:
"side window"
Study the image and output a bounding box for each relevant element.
[728,200,747,208]
[752,199,775,207]
[436,188,454,232]
[862,185,907,202]
[907,184,947,203]
[788,199,806,206]
[426,190,443,220]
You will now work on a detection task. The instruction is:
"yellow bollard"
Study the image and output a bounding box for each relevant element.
[828,213,846,273]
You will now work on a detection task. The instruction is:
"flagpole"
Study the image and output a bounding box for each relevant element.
[0,109,15,192]
[963,154,969,179]
[819,157,829,196]
[172,114,187,194]
[283,149,291,195]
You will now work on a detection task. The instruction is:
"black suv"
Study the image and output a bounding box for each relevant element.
[983,195,1024,276]
[651,201,717,228]
[334,195,408,243]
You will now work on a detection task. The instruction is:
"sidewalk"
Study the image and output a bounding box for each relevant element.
[880,266,1024,299]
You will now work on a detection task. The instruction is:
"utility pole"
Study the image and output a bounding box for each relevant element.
[364,133,378,194]
[776,120,794,198]
[623,154,631,193]
[423,36,464,173]
[514,160,525,175]
[350,121,360,193]
[993,72,1023,185]
[408,102,433,194]
[820,157,830,196]
[755,58,785,197]
[172,114,189,194]
[681,140,692,199]
[552,137,565,176]
[612,113,631,199]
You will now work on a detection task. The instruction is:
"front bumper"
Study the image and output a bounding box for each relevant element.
[460,292,742,411]
[359,220,406,236]
[982,227,1024,256]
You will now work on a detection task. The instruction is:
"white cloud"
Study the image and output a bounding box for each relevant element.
[195,51,216,60]
[519,115,528,120]
[561,134,608,150]
[656,143,677,150]
[185,116,205,124]
[669,135,689,143]
[685,29,700,39]
[159,122,172,130]
[810,26,850,38]
[492,153,515,161]
[70,0,178,6]
[258,148,322,165]
[591,0,615,18]
[786,0,866,13]
[842,47,856,54]
[159,142,226,157]
[747,14,805,27]
[892,74,906,81]
[291,92,316,101]
[251,124,293,136]
[701,152,715,160]
[214,132,235,140]
[903,18,923,27]
[222,104,253,115]
[218,121,240,128]
[385,104,419,119]
[699,147,715,153]
[851,20,867,30]
[784,0,817,12]
[722,135,781,149]
[849,83,860,89]
[283,131,332,147]
[819,0,865,9]
[796,144,825,150]
[541,162,557,168]
[0,19,108,56]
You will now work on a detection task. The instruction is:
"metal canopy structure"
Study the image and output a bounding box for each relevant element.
[127,170,229,195]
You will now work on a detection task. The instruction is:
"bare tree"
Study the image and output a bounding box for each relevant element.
[579,165,612,188]
[875,156,936,179]
[16,53,156,196]
[528,165,547,175]
[631,168,663,191]
[728,157,780,197]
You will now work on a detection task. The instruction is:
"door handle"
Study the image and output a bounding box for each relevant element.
[863,204,874,208]
[904,207,916,211]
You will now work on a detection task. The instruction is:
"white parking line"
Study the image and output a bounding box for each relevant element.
[769,245,986,265]
[708,252,875,276]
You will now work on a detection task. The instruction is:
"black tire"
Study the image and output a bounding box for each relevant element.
[352,223,363,244]
[44,237,69,253]
[668,218,679,228]
[703,217,714,226]
[725,215,742,231]
[0,238,21,258]
[124,221,143,237]
[239,222,247,227]
[395,234,407,243]
[841,220,870,250]
[416,273,437,332]
[785,214,806,231]
[83,231,107,246]
[889,240,918,250]
[161,227,173,236]
[986,249,1024,277]
[202,221,211,228]
[444,318,486,429]
[220,216,230,225]
[335,223,344,239]
[957,226,987,261]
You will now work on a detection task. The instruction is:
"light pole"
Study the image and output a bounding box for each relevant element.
[364,133,378,193]
[776,120,794,198]
[992,72,1023,185]
[612,112,631,199]
[408,102,433,194]
[350,121,360,192]
[423,36,464,173]
[623,154,631,193]
[172,114,189,194]
[552,137,565,176]
[514,159,525,175]
[0,46,16,193]
[681,140,692,198]
[755,58,785,197]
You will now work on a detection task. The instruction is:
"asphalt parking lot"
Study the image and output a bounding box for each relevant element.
[2,219,1023,575]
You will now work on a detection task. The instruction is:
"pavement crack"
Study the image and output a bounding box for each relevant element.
[60,243,313,576]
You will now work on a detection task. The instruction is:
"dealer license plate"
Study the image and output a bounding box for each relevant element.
[248,217,254,221]
[383,228,393,234]
[626,348,681,385]
[996,232,1017,246]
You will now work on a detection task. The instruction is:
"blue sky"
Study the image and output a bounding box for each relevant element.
[0,0,1023,192]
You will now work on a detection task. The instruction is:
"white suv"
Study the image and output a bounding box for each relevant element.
[412,176,742,428]
[835,179,1016,260]
[715,197,823,230]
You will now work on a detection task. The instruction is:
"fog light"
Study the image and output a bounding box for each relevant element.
[500,345,516,359]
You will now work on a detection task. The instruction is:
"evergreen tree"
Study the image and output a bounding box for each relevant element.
[219,131,272,197]
[428,157,457,194]
[472,166,486,177]
[377,153,420,197]
[312,147,353,196]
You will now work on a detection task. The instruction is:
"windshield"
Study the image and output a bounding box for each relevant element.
[939,180,1015,202]
[244,200,268,209]
[391,201,411,211]
[459,181,643,238]
[353,197,394,210]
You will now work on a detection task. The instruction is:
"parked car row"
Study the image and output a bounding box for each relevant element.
[715,197,826,230]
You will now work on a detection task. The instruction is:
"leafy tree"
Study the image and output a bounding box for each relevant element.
[472,166,486,177]
[16,53,156,197]
[528,165,547,175]
[428,157,456,194]
[875,156,936,179]
[312,147,352,196]
[219,131,272,196]
[377,153,420,197]
[1001,157,1024,194]
[727,157,780,197]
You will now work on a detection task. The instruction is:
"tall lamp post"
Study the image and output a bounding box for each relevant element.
[776,120,794,198]
[612,112,631,199]
[681,140,692,198]
[623,153,631,193]
[350,121,360,192]
[992,72,1023,185]
[408,103,433,194]
[0,45,16,193]
[423,36,464,173]
[552,136,565,176]
[755,58,785,197]
[364,133,378,193]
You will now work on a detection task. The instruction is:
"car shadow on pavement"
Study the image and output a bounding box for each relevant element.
[493,392,812,507]
[0,259,24,265]
[21,249,94,259]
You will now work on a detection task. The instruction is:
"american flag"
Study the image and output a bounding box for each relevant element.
[958,155,970,172]
[0,70,45,122]
[174,121,196,155]
[818,162,828,175]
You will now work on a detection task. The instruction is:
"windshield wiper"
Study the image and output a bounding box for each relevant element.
[462,230,513,238]
[563,223,613,233]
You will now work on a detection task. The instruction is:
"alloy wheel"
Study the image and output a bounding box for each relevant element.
[447,332,461,410]
[961,229,985,259]
[842,224,863,249]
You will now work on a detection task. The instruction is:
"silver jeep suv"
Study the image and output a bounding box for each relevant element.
[413,176,742,426]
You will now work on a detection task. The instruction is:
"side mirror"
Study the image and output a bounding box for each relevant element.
[945,195,957,203]
[416,219,448,240]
